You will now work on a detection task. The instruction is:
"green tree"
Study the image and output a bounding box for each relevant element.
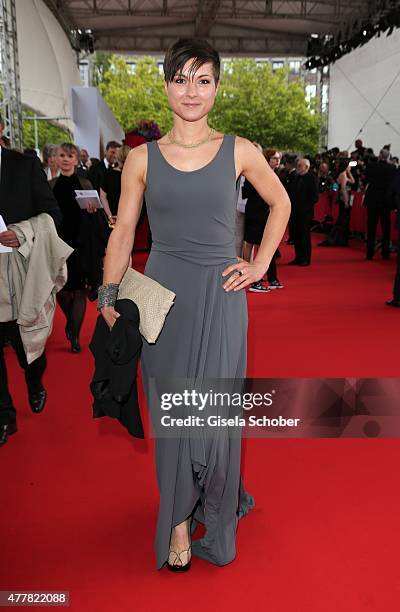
[98,55,172,133]
[210,59,320,154]
[91,52,112,88]
[23,108,72,150]
[95,55,319,153]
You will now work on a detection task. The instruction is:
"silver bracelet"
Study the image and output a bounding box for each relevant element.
[97,283,120,310]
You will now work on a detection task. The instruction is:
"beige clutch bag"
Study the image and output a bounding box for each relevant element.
[117,267,176,343]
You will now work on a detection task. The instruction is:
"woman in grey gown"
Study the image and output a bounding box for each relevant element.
[99,38,290,571]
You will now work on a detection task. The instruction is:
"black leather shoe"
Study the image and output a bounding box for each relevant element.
[71,338,81,353]
[386,299,400,308]
[298,261,310,267]
[288,259,299,266]
[29,388,47,413]
[0,422,17,447]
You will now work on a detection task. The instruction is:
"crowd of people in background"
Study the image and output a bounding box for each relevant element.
[237,138,400,307]
[2,127,400,306]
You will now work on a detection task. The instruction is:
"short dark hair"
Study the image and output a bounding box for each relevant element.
[106,140,121,150]
[284,154,297,165]
[163,38,220,83]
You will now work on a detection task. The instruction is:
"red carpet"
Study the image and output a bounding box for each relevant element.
[2,236,400,611]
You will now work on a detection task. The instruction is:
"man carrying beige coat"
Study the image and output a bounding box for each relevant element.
[0,119,68,447]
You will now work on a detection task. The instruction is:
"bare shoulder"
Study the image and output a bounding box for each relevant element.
[126,142,148,166]
[124,142,148,183]
[233,135,264,174]
[234,135,253,150]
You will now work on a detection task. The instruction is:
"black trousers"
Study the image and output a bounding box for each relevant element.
[0,321,47,426]
[293,208,313,264]
[393,232,400,302]
[366,207,391,259]
[287,214,295,242]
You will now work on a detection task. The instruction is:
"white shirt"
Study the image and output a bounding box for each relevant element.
[45,166,60,181]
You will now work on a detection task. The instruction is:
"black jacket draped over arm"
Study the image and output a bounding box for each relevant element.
[89,299,144,438]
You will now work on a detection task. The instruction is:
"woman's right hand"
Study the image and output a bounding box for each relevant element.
[101,306,120,329]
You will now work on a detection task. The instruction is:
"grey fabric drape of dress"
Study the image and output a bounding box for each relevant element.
[140,134,255,570]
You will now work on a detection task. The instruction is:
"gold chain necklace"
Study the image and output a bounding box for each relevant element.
[167,127,215,149]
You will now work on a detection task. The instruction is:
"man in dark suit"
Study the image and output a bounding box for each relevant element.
[288,158,319,266]
[0,117,62,446]
[351,139,366,161]
[282,154,298,244]
[86,140,120,301]
[364,148,396,260]
[77,147,91,178]
[88,140,120,191]
[386,167,400,308]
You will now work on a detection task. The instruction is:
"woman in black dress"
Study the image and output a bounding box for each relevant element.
[318,158,355,247]
[100,144,131,225]
[243,147,284,292]
[50,143,94,353]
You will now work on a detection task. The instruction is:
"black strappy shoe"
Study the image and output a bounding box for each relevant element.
[167,517,192,573]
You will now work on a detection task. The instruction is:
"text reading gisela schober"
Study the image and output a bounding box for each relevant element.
[160,415,301,428]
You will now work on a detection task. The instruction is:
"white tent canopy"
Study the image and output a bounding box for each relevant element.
[16,0,81,131]
[15,0,123,154]
[328,28,400,155]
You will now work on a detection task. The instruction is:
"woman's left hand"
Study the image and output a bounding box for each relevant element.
[222,257,267,292]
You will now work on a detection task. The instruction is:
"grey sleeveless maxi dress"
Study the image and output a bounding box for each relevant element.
[140,134,255,570]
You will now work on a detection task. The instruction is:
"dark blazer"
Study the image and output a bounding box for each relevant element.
[0,147,62,226]
[76,163,90,178]
[89,299,144,438]
[388,168,400,230]
[283,168,298,200]
[291,172,319,212]
[364,160,396,209]
[88,160,107,192]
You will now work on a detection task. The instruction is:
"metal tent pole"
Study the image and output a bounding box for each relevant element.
[0,0,23,149]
